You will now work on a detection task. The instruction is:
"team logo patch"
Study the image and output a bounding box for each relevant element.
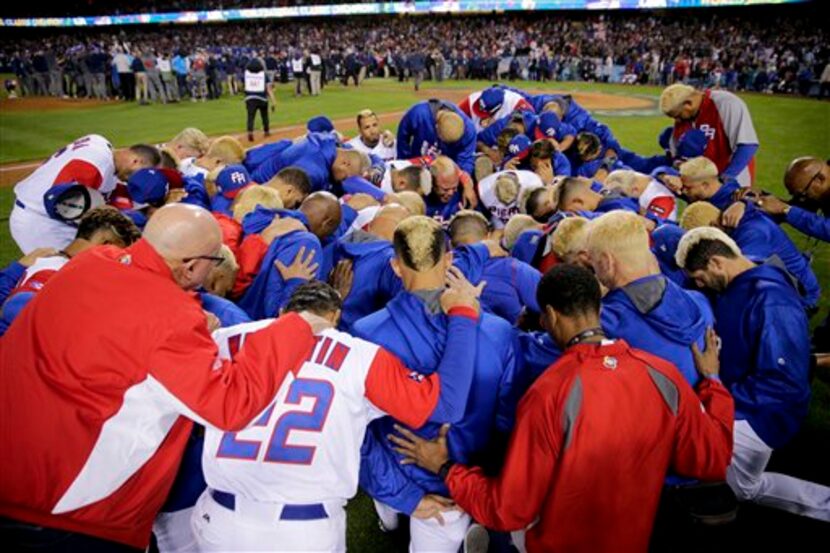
[603,356,618,370]
[119,254,132,265]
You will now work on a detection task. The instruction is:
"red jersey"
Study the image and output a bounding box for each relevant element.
[447,340,734,553]
[673,89,758,187]
[0,239,316,548]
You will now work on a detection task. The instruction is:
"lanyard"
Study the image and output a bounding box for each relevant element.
[566,327,606,349]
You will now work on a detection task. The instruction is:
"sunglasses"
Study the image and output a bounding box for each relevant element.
[792,169,823,203]
[183,255,225,267]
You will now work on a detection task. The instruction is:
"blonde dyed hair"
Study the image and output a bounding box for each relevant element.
[206,136,245,165]
[393,215,444,271]
[392,191,426,216]
[679,201,721,231]
[659,84,695,116]
[675,226,742,269]
[171,127,210,157]
[551,216,590,259]
[436,111,465,143]
[585,211,651,264]
[503,214,540,251]
[495,173,520,205]
[232,185,283,223]
[679,156,719,181]
[604,169,639,195]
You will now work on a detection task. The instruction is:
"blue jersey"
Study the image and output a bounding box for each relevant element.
[731,209,821,309]
[601,275,714,388]
[464,256,541,325]
[353,291,518,514]
[250,133,338,190]
[332,232,401,332]
[396,100,477,174]
[714,263,811,448]
[244,139,293,176]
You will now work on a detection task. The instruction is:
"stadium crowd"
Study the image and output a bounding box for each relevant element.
[1,75,828,552]
[2,8,828,102]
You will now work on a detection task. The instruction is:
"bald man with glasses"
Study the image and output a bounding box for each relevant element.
[0,203,328,552]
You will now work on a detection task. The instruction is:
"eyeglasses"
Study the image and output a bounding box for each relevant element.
[792,169,823,202]
[182,255,225,267]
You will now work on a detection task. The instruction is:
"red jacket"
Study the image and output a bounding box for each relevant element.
[0,239,316,548]
[447,340,734,553]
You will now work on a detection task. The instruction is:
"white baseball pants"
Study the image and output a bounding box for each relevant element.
[154,508,197,553]
[373,499,470,553]
[190,490,347,552]
[9,202,77,254]
[728,420,830,521]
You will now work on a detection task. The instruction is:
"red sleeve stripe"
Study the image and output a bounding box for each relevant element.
[52,159,104,190]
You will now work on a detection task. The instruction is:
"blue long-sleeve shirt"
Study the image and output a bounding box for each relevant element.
[785,206,829,242]
[731,209,821,309]
[353,290,518,514]
[237,229,323,319]
[714,263,811,448]
[396,100,476,174]
[250,133,338,190]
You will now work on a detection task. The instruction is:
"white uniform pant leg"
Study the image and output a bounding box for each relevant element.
[191,491,346,552]
[9,203,77,254]
[409,509,470,553]
[154,508,197,553]
[728,420,830,521]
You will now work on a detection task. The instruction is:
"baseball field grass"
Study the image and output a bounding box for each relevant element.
[0,78,828,549]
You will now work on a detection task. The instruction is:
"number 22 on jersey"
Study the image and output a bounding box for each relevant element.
[215,334,338,465]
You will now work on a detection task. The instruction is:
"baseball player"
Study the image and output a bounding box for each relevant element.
[10,134,157,253]
[192,279,482,551]
[477,169,544,229]
[346,109,397,161]
[396,99,477,175]
[604,169,678,222]
[458,86,534,132]
[660,84,759,187]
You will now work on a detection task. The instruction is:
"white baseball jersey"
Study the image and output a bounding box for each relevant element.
[202,321,442,504]
[639,179,678,222]
[14,134,117,216]
[380,160,414,194]
[13,255,68,295]
[477,170,544,229]
[347,135,397,162]
[462,90,533,132]
[178,157,210,179]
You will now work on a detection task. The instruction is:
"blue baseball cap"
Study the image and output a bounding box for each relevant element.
[127,168,170,209]
[473,88,505,118]
[216,164,252,199]
[505,134,532,163]
[651,224,685,268]
[676,128,708,160]
[535,111,562,140]
[510,229,543,265]
[43,182,105,223]
[307,115,335,134]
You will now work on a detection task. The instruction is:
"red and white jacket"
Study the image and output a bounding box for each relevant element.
[0,239,316,548]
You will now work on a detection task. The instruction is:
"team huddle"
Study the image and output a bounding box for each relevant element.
[0,81,828,553]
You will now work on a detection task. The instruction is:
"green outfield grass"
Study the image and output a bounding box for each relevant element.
[1,79,828,548]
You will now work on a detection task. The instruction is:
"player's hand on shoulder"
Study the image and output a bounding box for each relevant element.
[441,266,484,316]
[691,326,721,379]
[329,259,354,301]
[275,246,319,281]
[19,247,59,267]
[389,423,451,474]
[204,311,221,333]
[720,201,746,229]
